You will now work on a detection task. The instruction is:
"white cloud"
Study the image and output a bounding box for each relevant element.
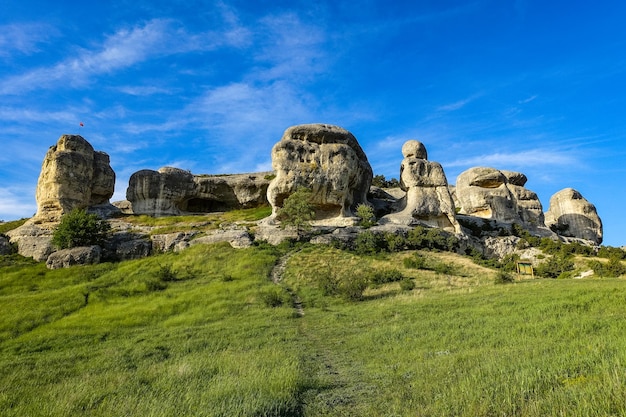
[444,149,578,169]
[0,187,37,220]
[0,18,250,95]
[0,23,57,57]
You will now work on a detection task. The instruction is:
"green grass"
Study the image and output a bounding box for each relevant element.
[2,244,626,416]
[120,206,272,235]
[0,218,28,234]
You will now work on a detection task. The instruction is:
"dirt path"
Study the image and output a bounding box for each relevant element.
[270,250,304,317]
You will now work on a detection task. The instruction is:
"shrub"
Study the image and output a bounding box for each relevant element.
[338,274,369,301]
[370,269,404,285]
[536,254,574,279]
[589,258,626,277]
[260,287,290,307]
[384,232,406,252]
[399,277,416,291]
[155,264,178,282]
[403,253,426,269]
[354,231,385,255]
[494,270,515,284]
[52,209,111,249]
[356,204,376,228]
[277,187,315,232]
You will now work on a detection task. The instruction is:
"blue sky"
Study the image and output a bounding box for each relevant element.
[1,1,625,246]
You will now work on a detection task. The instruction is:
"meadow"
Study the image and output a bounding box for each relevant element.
[1,228,626,416]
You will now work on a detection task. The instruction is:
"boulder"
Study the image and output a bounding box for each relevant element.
[455,167,546,232]
[544,188,603,244]
[126,168,272,216]
[5,224,54,261]
[266,124,373,223]
[381,140,460,233]
[32,135,115,223]
[46,245,101,269]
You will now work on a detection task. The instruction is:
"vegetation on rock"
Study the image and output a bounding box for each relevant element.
[52,209,111,249]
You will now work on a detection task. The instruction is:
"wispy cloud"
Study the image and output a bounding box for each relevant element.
[436,93,482,112]
[0,23,57,58]
[0,186,37,220]
[0,18,249,95]
[444,148,579,169]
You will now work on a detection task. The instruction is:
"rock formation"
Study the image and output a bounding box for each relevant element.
[266,124,372,223]
[32,134,116,223]
[455,167,546,231]
[381,140,460,233]
[545,188,603,244]
[126,168,272,216]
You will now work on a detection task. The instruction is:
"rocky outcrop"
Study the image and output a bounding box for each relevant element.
[266,124,372,224]
[46,245,101,269]
[32,135,116,223]
[126,168,272,216]
[381,140,460,233]
[5,224,54,261]
[455,167,547,232]
[545,188,603,244]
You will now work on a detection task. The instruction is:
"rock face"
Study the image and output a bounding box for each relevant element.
[126,168,272,216]
[266,124,372,222]
[46,245,101,269]
[455,167,545,230]
[545,188,603,244]
[33,135,115,223]
[5,224,54,261]
[0,235,11,255]
[381,140,460,233]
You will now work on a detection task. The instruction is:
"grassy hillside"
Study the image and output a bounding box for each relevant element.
[1,230,626,416]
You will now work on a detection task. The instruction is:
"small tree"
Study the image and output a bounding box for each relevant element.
[277,187,315,233]
[52,209,111,249]
[356,204,376,228]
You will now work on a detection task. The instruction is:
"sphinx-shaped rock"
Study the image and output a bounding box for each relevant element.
[455,167,545,230]
[126,167,272,216]
[381,140,460,233]
[545,188,603,244]
[32,135,116,223]
[266,124,372,223]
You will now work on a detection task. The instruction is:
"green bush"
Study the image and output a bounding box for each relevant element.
[338,274,369,301]
[356,204,376,228]
[260,287,290,307]
[589,258,626,277]
[399,277,416,291]
[354,231,386,255]
[403,253,426,269]
[370,269,404,285]
[277,187,315,232]
[536,254,574,279]
[494,270,515,284]
[52,209,111,249]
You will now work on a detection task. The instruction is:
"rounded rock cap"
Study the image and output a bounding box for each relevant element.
[402,140,427,159]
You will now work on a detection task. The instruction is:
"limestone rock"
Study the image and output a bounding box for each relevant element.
[46,245,101,269]
[151,232,197,252]
[544,188,603,244]
[6,224,54,261]
[190,228,253,249]
[455,167,546,230]
[266,124,373,223]
[33,135,115,223]
[126,168,272,216]
[381,140,460,233]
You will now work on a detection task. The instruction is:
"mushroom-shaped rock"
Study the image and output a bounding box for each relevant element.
[455,167,519,223]
[545,188,603,244]
[381,140,460,233]
[266,124,372,222]
[33,134,115,223]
